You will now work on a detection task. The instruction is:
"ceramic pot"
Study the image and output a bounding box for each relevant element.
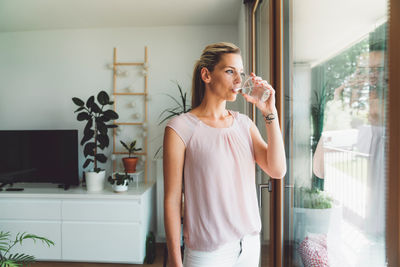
[85,170,106,192]
[122,157,139,173]
[113,179,129,193]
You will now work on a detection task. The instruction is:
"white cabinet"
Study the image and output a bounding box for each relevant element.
[0,182,155,264]
[0,198,62,260]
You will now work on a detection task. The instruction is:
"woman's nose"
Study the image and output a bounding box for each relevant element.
[235,73,242,84]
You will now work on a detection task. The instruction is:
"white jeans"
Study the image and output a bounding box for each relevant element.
[183,234,260,267]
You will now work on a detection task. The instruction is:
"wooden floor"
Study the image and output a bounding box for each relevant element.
[32,243,166,267]
[33,243,270,267]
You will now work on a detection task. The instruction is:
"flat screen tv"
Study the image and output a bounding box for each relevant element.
[0,130,79,189]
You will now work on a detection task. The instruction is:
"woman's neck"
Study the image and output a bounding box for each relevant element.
[194,96,228,120]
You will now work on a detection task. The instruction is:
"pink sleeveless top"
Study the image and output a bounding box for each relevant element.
[166,110,261,251]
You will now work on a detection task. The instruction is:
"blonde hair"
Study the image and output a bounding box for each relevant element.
[191,42,241,108]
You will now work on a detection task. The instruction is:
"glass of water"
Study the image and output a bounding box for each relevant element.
[234,74,271,102]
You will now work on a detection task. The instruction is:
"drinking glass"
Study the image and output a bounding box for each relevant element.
[234,74,271,102]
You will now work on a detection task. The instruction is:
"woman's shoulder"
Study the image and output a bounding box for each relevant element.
[166,113,198,147]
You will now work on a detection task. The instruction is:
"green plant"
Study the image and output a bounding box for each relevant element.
[120,140,142,158]
[72,91,119,172]
[0,231,54,267]
[295,187,333,209]
[107,173,133,186]
[154,81,191,158]
[158,81,191,125]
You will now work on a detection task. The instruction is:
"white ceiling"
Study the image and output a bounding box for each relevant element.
[0,0,387,63]
[0,0,242,32]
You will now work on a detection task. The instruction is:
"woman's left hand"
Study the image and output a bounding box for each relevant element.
[242,73,277,115]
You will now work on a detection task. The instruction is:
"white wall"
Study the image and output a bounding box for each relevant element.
[0,25,238,182]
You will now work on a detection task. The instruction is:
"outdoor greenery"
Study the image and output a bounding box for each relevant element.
[295,187,333,209]
[120,140,142,158]
[0,231,54,267]
[309,26,384,190]
[72,91,119,172]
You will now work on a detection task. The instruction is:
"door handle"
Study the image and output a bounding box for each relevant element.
[258,180,272,208]
[258,180,294,208]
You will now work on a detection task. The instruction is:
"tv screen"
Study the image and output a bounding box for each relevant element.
[0,130,79,188]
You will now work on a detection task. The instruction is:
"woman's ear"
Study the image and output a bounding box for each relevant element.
[200,67,211,84]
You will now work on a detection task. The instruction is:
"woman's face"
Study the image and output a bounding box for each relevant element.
[204,53,244,102]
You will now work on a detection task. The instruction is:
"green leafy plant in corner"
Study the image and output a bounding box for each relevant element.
[120,140,142,158]
[154,81,191,159]
[107,173,133,186]
[158,81,191,125]
[294,187,333,209]
[72,91,119,173]
[0,231,54,267]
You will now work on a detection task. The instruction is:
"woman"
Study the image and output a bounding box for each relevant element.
[163,42,286,267]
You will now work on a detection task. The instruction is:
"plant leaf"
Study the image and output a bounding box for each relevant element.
[84,142,96,157]
[120,141,129,151]
[74,106,85,113]
[97,134,109,149]
[96,121,107,135]
[106,124,118,128]
[86,96,95,109]
[84,119,93,136]
[83,158,93,169]
[80,131,93,146]
[91,103,102,114]
[77,112,90,121]
[97,91,110,106]
[95,153,107,163]
[72,97,84,106]
[103,110,119,120]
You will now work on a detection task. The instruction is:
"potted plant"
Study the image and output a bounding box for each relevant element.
[72,91,119,192]
[120,140,142,173]
[293,187,338,242]
[0,231,54,266]
[107,172,133,192]
[154,81,191,159]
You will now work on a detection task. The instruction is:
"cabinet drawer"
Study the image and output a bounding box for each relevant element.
[1,220,61,260]
[0,199,60,220]
[62,221,144,263]
[62,199,141,222]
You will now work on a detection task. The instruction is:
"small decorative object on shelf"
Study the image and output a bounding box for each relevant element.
[120,139,142,173]
[72,91,119,192]
[108,173,133,193]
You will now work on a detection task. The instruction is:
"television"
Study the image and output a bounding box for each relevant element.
[0,130,79,189]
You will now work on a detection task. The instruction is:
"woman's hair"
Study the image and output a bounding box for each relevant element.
[191,42,241,108]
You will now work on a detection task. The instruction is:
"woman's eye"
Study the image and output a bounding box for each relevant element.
[226,69,234,74]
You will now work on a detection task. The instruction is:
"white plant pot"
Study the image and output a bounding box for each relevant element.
[112,180,128,193]
[85,170,106,192]
[293,204,342,242]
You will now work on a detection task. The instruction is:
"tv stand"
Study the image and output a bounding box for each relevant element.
[57,184,71,190]
[0,181,155,264]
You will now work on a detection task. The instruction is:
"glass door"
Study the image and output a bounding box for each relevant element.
[285,0,388,266]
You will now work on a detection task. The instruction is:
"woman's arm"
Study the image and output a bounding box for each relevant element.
[163,127,185,267]
[243,74,286,178]
[249,108,287,178]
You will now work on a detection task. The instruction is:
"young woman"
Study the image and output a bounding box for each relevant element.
[163,42,286,267]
